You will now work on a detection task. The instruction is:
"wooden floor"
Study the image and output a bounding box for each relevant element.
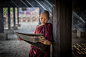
[72,32,86,57]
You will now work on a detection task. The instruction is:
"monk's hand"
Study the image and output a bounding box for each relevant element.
[39,39,52,45]
[17,37,22,41]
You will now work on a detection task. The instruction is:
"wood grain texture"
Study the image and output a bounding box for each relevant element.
[52,0,72,57]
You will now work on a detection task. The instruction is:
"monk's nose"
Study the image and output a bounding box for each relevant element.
[42,19,45,21]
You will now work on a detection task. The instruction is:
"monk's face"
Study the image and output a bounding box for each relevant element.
[40,13,50,25]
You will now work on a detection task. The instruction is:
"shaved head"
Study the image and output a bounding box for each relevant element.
[41,10,49,17]
[40,10,50,25]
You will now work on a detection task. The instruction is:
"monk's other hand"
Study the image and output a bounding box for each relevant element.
[17,37,22,41]
[39,39,52,45]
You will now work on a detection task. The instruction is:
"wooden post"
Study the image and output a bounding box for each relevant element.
[17,7,19,24]
[8,6,10,29]
[0,0,4,33]
[52,0,72,57]
[13,7,15,26]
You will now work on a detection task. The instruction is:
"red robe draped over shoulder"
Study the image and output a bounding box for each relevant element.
[29,23,52,57]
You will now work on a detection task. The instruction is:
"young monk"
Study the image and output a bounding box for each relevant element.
[17,10,52,57]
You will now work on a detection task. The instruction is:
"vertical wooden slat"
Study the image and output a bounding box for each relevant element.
[0,0,4,32]
[17,7,19,24]
[8,6,10,29]
[13,7,15,26]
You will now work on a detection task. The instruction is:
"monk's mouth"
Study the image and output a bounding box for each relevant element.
[42,22,45,23]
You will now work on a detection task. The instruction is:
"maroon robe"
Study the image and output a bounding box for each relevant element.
[29,23,52,57]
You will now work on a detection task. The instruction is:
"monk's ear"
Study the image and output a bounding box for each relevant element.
[48,17,50,20]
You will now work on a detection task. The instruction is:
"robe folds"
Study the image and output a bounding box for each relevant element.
[29,23,52,57]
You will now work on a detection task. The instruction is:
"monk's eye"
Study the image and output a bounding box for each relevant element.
[41,18,43,19]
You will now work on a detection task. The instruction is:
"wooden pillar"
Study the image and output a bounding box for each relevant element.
[17,7,19,24]
[13,7,15,26]
[8,6,10,29]
[52,0,72,57]
[0,0,4,33]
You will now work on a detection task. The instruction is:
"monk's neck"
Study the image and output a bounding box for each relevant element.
[41,23,47,25]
